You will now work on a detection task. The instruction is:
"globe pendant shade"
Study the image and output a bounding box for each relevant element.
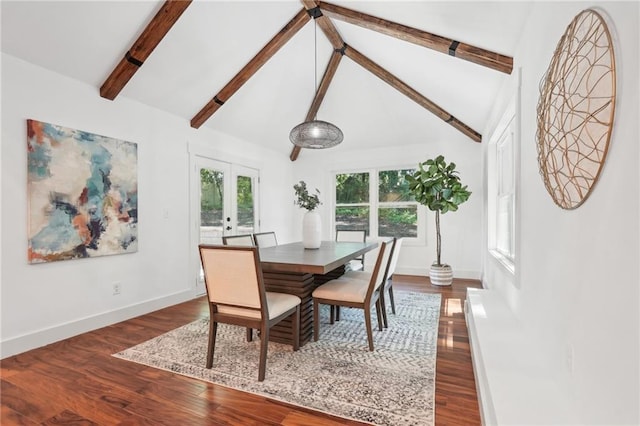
[289,120,343,149]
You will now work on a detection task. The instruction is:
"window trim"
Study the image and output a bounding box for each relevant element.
[487,91,519,274]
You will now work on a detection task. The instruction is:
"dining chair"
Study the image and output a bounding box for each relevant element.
[335,229,367,271]
[380,238,403,327]
[253,231,278,248]
[222,234,255,246]
[338,237,400,328]
[198,245,301,381]
[312,238,394,351]
[221,233,257,341]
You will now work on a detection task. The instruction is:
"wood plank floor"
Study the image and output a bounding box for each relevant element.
[1,276,482,425]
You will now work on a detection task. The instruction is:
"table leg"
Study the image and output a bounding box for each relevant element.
[263,265,345,346]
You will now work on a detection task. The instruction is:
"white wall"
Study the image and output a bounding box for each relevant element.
[482,2,639,424]
[292,137,483,279]
[0,53,293,358]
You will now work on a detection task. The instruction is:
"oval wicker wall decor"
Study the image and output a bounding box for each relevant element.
[536,9,616,210]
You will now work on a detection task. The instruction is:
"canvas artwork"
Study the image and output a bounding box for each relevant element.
[27,119,138,263]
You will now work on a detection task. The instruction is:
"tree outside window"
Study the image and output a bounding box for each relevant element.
[335,168,420,239]
[335,172,370,235]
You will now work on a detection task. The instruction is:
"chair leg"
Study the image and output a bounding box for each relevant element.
[375,299,383,331]
[258,326,269,382]
[330,305,335,324]
[388,282,396,314]
[364,306,374,351]
[379,289,389,328]
[206,320,218,369]
[336,306,341,321]
[246,327,253,342]
[292,306,300,351]
[313,299,320,342]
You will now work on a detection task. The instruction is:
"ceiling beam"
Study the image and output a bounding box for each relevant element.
[100,0,192,100]
[290,50,344,161]
[191,8,311,129]
[301,0,345,49]
[344,44,482,143]
[318,1,513,74]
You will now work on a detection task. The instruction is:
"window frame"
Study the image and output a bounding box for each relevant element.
[332,167,426,244]
[487,94,518,274]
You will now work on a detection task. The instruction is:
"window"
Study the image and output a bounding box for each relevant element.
[335,172,370,234]
[496,128,515,258]
[334,168,422,240]
[377,169,417,238]
[488,97,517,271]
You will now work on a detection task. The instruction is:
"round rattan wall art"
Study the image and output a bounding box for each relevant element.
[536,9,616,210]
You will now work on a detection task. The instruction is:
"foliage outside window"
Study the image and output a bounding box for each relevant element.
[335,172,369,234]
[236,175,254,233]
[378,169,417,238]
[200,169,256,234]
[335,169,419,239]
[200,169,223,227]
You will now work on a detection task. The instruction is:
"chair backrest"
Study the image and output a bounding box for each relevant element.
[198,245,267,318]
[335,229,366,243]
[253,231,278,248]
[336,229,367,266]
[365,238,395,299]
[222,234,255,246]
[387,237,403,277]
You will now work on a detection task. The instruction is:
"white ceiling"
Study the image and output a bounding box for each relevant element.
[1,1,533,157]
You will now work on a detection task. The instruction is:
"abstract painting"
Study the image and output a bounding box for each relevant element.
[27,119,138,263]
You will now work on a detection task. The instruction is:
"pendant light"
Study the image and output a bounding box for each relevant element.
[289,16,343,149]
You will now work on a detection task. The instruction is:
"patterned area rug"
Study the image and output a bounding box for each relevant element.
[114,291,441,425]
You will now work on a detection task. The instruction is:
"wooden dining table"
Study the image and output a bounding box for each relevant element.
[258,240,378,346]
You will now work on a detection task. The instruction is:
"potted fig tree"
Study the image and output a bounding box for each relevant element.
[407,155,471,286]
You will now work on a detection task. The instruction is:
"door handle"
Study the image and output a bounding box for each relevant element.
[226,226,232,231]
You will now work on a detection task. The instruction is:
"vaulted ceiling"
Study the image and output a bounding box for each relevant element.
[1,1,533,159]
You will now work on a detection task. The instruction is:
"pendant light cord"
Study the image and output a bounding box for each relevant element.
[313,19,317,120]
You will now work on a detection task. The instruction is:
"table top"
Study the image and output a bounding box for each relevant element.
[258,241,378,275]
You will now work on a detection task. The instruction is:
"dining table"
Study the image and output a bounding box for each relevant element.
[258,240,378,346]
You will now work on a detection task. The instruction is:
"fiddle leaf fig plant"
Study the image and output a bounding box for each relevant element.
[407,155,471,266]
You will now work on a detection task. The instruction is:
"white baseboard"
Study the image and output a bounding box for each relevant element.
[1,289,196,359]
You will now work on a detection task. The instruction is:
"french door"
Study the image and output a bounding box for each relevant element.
[191,156,259,294]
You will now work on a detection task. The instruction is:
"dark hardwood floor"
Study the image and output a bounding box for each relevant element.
[1,276,482,425]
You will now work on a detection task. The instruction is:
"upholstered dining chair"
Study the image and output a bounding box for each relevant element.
[335,229,367,272]
[253,231,278,248]
[198,245,301,381]
[312,238,395,351]
[222,234,255,246]
[380,237,403,326]
[338,237,400,328]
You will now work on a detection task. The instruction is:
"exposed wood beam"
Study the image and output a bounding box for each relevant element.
[344,45,482,142]
[318,1,513,74]
[290,51,344,161]
[100,0,192,100]
[191,9,311,129]
[301,0,344,49]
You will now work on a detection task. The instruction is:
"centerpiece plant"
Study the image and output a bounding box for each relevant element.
[293,181,322,249]
[293,181,321,211]
[407,155,471,285]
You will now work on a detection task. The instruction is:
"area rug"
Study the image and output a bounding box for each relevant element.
[114,291,441,425]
